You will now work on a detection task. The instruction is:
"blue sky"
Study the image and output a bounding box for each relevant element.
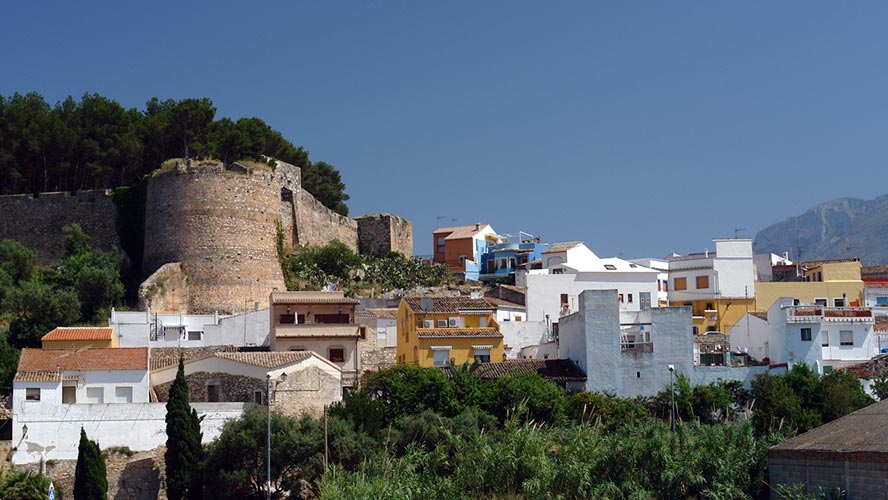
[3,2,887,257]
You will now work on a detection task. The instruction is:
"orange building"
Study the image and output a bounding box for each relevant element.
[432,223,496,276]
[41,327,118,350]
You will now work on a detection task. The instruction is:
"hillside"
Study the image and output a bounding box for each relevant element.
[754,194,888,266]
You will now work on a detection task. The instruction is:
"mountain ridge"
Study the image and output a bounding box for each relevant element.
[754,194,888,266]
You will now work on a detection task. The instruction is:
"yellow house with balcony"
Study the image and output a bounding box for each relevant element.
[397,296,504,367]
[755,258,865,311]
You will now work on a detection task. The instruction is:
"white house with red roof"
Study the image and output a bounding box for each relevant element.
[12,347,246,464]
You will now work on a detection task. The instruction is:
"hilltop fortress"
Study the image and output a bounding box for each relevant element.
[0,159,412,314]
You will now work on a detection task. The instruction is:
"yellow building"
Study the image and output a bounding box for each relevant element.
[41,327,119,350]
[756,259,865,311]
[671,297,756,336]
[397,296,504,367]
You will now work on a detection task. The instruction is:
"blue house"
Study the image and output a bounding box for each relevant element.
[479,232,547,283]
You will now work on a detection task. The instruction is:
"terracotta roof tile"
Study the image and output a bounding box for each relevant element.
[14,371,62,382]
[416,328,503,339]
[17,347,148,372]
[541,241,584,254]
[404,296,494,314]
[433,224,491,240]
[357,308,398,319]
[443,359,586,382]
[270,291,359,305]
[41,327,114,341]
[214,351,313,369]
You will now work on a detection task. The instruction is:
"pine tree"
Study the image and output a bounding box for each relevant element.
[73,427,107,500]
[165,358,203,500]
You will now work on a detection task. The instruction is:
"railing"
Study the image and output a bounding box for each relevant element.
[787,307,873,323]
[621,342,653,354]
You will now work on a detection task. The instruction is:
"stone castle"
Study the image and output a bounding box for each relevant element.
[0,159,412,314]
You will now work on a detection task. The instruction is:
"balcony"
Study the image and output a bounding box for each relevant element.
[786,307,874,324]
[621,342,653,354]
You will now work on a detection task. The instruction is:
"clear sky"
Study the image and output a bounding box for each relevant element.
[3,2,887,258]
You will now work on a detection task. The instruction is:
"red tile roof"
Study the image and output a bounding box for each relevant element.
[442,359,586,382]
[270,291,359,305]
[416,328,503,339]
[214,351,313,369]
[42,327,114,342]
[404,296,494,314]
[14,371,62,382]
[356,308,398,319]
[17,348,148,372]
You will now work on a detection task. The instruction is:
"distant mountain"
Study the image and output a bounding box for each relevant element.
[754,194,888,266]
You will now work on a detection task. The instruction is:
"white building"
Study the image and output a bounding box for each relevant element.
[753,252,792,282]
[520,242,659,326]
[730,298,878,374]
[110,308,269,348]
[664,238,755,305]
[864,283,888,316]
[12,347,248,464]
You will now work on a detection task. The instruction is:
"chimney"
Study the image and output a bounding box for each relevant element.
[475,222,481,231]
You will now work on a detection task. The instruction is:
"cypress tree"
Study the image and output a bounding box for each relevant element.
[165,357,203,500]
[74,427,107,500]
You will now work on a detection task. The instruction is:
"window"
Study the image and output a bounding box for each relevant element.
[115,386,133,403]
[674,277,687,291]
[636,371,641,379]
[800,328,812,342]
[86,387,104,404]
[618,293,624,303]
[25,388,40,401]
[458,255,467,264]
[707,326,717,332]
[627,293,633,303]
[705,303,714,311]
[359,326,367,339]
[279,313,296,324]
[877,297,888,306]
[657,280,661,292]
[604,264,617,270]
[692,326,699,335]
[187,331,201,341]
[254,390,264,405]
[473,346,491,363]
[431,347,451,367]
[162,326,185,338]
[62,386,76,404]
[315,314,349,324]
[207,384,220,402]
[377,327,387,341]
[436,237,446,254]
[560,294,568,306]
[696,275,709,289]
[833,298,845,307]
[329,348,346,363]
[814,298,828,307]
[821,331,829,347]
[663,280,668,292]
[840,330,853,346]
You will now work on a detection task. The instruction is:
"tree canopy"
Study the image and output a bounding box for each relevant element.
[74,427,107,500]
[0,92,349,215]
[165,358,203,500]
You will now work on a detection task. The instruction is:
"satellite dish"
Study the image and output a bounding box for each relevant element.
[419,297,434,313]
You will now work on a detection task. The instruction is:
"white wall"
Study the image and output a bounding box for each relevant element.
[729,314,772,362]
[525,272,658,322]
[12,402,247,464]
[13,370,150,407]
[495,306,526,323]
[499,320,549,359]
[113,309,268,348]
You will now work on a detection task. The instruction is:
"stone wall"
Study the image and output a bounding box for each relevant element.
[25,448,166,500]
[143,163,287,313]
[0,189,119,265]
[355,213,414,257]
[138,262,189,313]
[769,456,888,499]
[294,187,358,250]
[154,371,264,404]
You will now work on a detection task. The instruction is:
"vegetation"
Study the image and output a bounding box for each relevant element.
[0,466,63,500]
[0,91,349,215]
[203,364,810,499]
[74,428,107,500]
[280,242,450,294]
[165,358,203,500]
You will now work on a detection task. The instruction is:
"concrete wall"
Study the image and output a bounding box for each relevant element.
[559,289,693,397]
[693,365,769,388]
[525,272,658,322]
[756,281,865,312]
[0,189,120,265]
[12,402,247,463]
[769,456,888,499]
[356,213,414,257]
[143,164,287,313]
[500,320,549,359]
[112,309,269,348]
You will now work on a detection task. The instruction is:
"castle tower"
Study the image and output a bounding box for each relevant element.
[143,162,286,313]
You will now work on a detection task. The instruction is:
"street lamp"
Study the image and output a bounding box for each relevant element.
[266,372,288,500]
[667,365,675,431]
